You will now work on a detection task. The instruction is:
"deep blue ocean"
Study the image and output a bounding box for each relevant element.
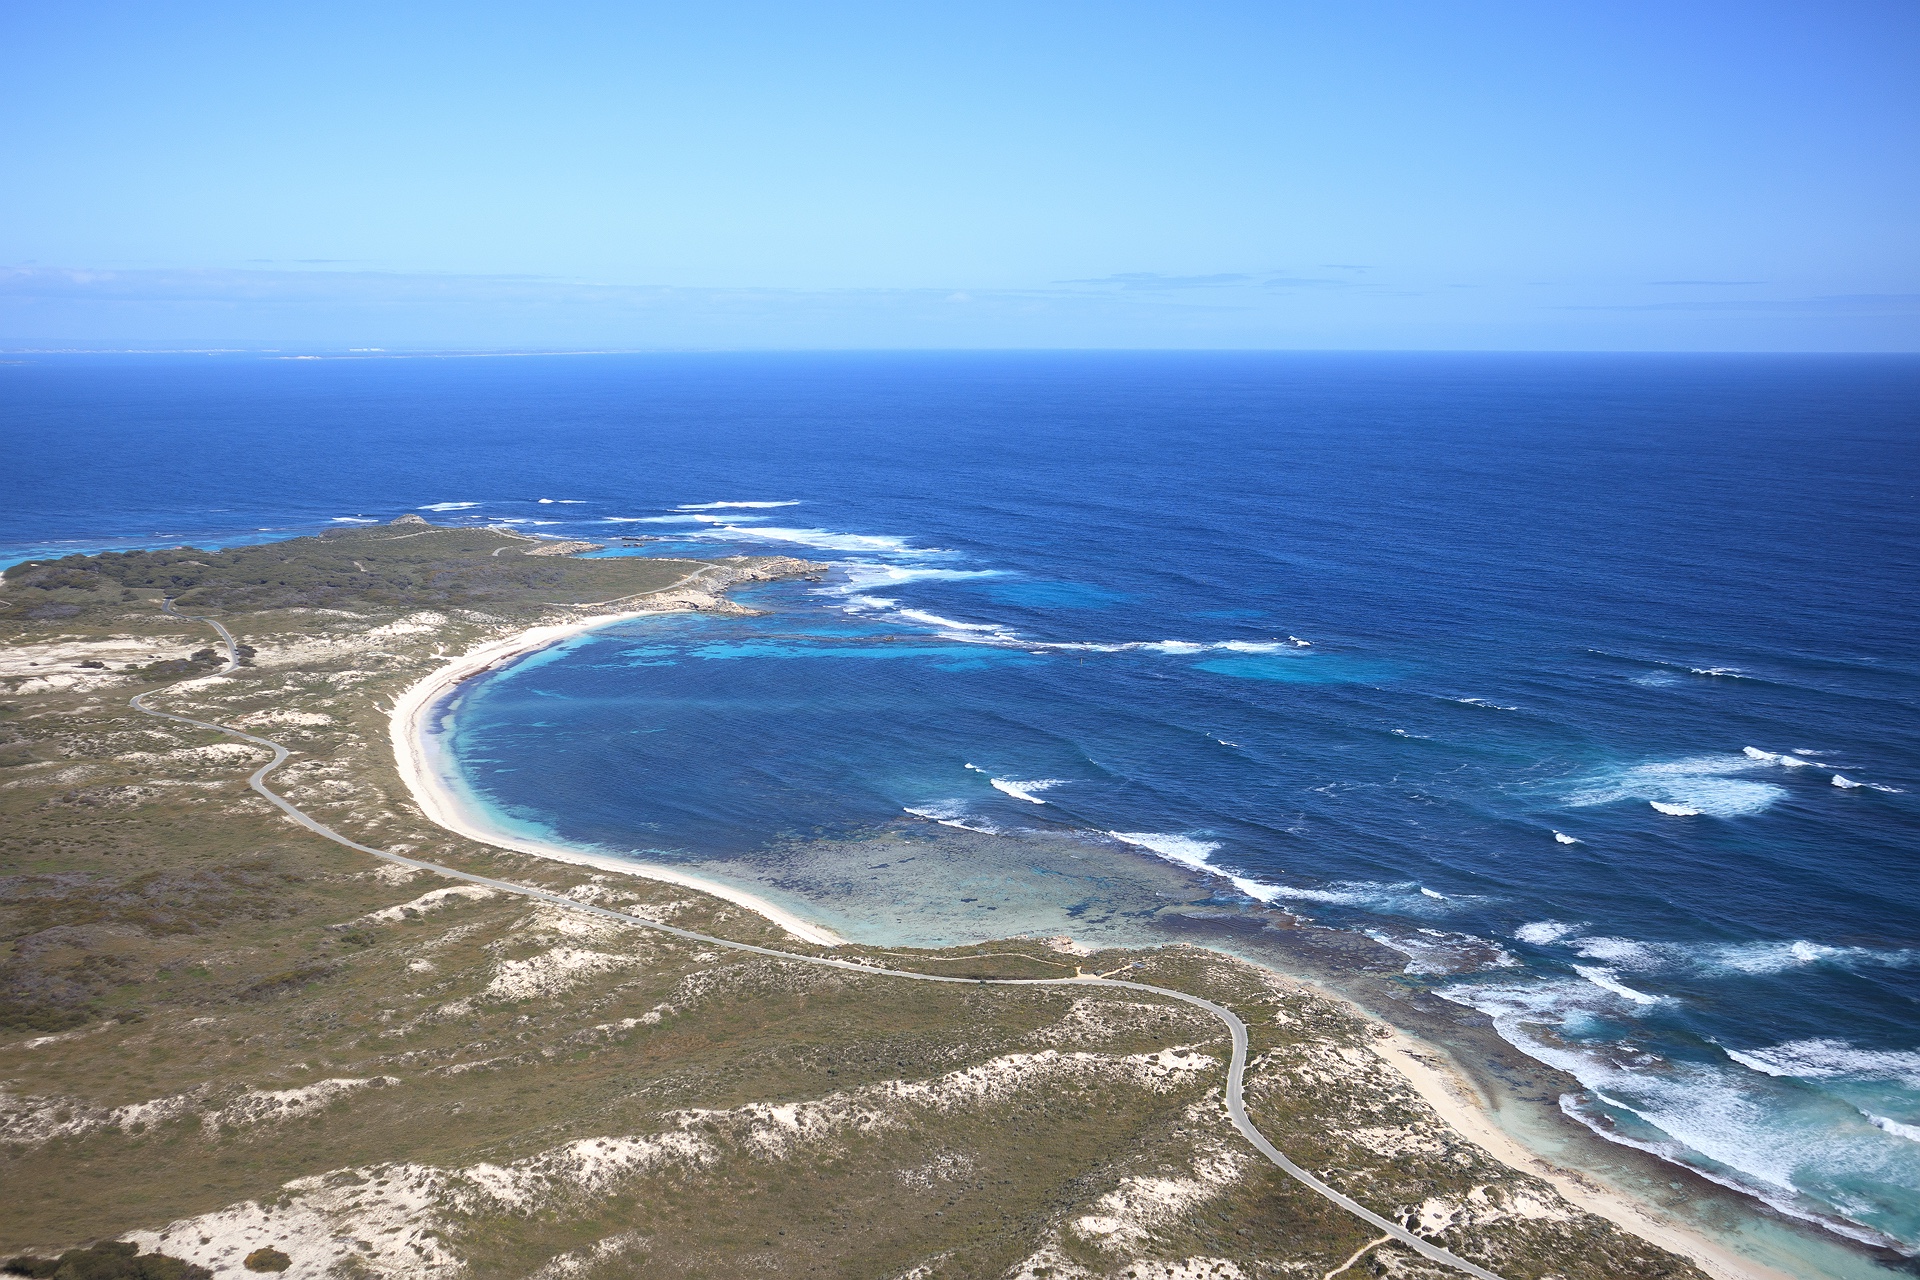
[5,352,1917,1260]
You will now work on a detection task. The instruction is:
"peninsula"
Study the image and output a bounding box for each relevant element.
[1,520,1725,1279]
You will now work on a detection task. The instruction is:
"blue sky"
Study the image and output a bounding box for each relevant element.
[2,1,1915,350]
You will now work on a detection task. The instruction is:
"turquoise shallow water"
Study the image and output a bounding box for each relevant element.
[6,350,1918,1264]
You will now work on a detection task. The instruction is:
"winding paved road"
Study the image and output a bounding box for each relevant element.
[132,599,1505,1280]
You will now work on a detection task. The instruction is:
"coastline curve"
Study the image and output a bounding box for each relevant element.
[384,607,846,947]
[134,597,1510,1280]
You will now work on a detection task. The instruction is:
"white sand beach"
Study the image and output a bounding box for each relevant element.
[384,606,1794,1280]
[1364,1022,1794,1280]
[388,611,847,948]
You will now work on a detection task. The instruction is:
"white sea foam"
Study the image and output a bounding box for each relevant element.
[1552,830,1581,844]
[1571,936,1660,966]
[854,621,1304,659]
[1445,983,1920,1251]
[1865,1112,1920,1143]
[1141,639,1283,654]
[1557,934,1915,978]
[833,565,1000,590]
[330,516,378,524]
[902,805,1000,835]
[1747,941,1876,973]
[1564,753,1788,817]
[1254,878,1458,915]
[1557,1093,1899,1250]
[1105,831,1288,905]
[1573,965,1661,1004]
[651,518,1330,671]
[1455,697,1519,711]
[1108,832,1219,870]
[1723,1048,1779,1075]
[816,554,1311,658]
[675,501,802,509]
[1723,1039,1920,1089]
[1364,928,1514,975]
[894,608,1008,634]
[1691,667,1747,678]
[989,778,1063,804]
[1086,638,1291,656]
[1710,940,1915,975]
[1419,886,1446,900]
[682,525,934,554]
[1745,747,1900,791]
[418,501,481,511]
[1515,921,1579,945]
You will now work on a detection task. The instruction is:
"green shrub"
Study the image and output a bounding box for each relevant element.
[3,1240,211,1279]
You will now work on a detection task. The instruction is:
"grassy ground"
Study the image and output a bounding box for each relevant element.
[0,523,1706,1280]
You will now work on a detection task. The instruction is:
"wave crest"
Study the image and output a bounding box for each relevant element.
[1564,753,1789,817]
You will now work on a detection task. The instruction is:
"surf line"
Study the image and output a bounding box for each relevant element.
[131,598,1508,1280]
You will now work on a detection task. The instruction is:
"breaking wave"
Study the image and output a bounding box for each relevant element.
[1516,929,1916,978]
[1724,1040,1920,1091]
[1102,831,1294,907]
[1515,920,1580,945]
[987,777,1063,804]
[833,565,1002,591]
[1563,753,1789,817]
[902,804,1000,835]
[1442,979,1920,1250]
[680,524,939,555]
[1572,965,1660,1004]
[1867,1113,1920,1143]
[676,500,801,509]
[1365,927,1517,976]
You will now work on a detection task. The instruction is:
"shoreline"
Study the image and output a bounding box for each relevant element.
[1365,1016,1797,1280]
[386,606,848,949]
[385,606,1819,1280]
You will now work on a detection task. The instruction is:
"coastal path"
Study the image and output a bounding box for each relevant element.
[131,599,1507,1280]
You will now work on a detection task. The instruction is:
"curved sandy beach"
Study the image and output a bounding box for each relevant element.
[388,611,847,948]
[383,606,1797,1280]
